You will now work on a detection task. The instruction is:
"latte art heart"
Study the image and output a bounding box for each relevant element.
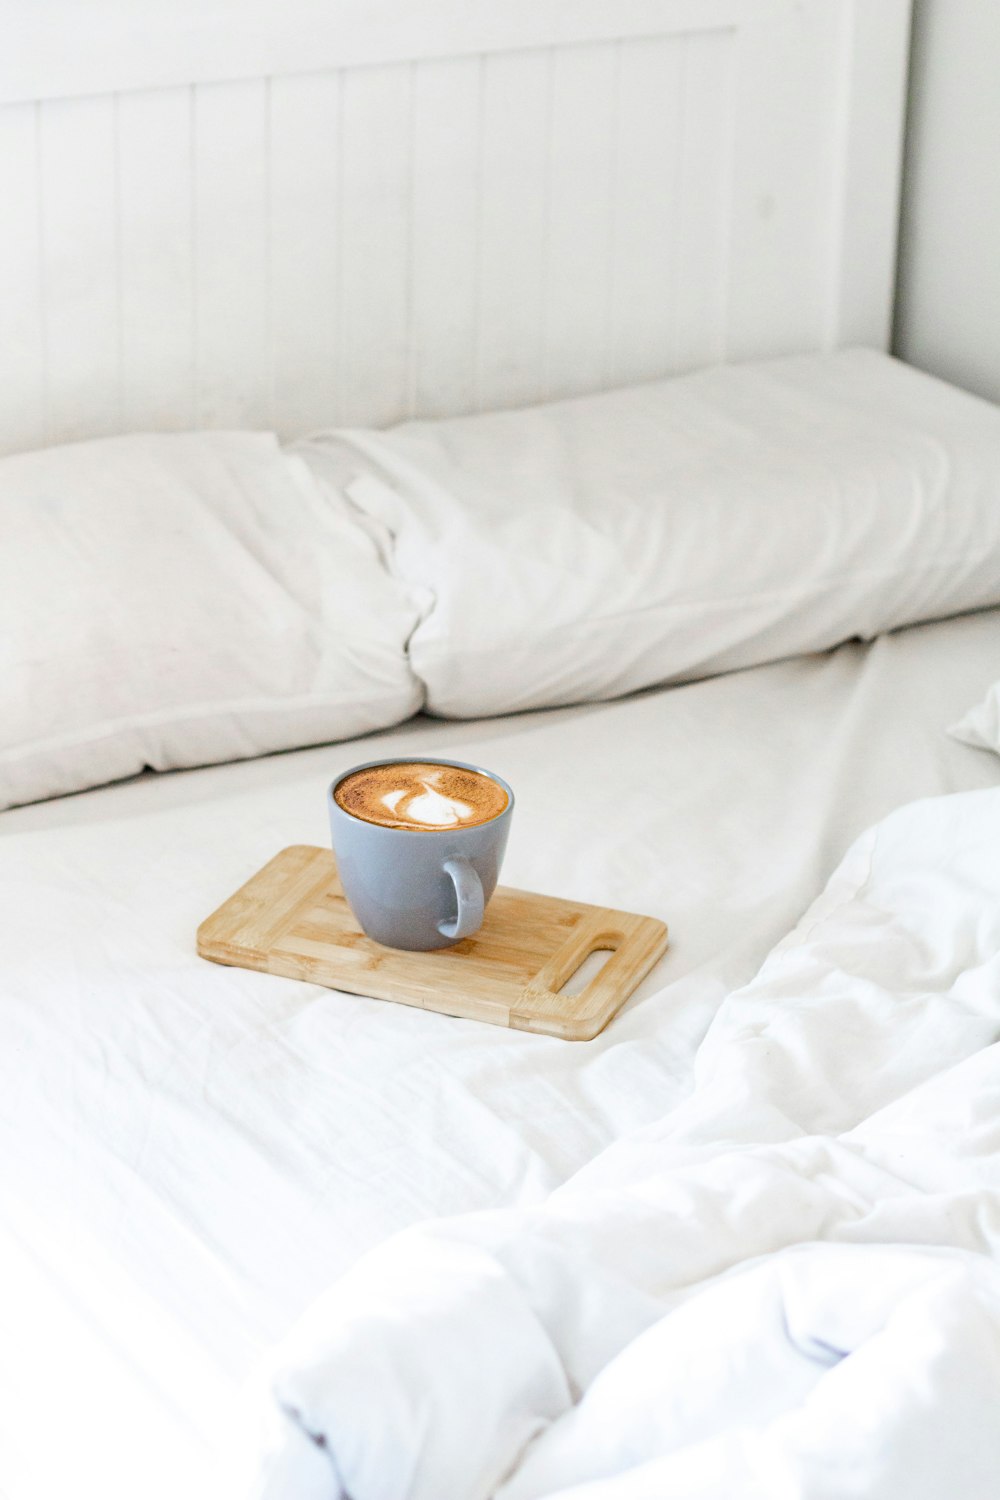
[335,761,508,831]
[387,783,473,827]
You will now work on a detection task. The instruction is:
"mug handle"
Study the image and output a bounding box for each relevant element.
[438,856,484,941]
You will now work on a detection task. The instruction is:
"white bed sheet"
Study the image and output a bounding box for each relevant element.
[2,609,999,1499]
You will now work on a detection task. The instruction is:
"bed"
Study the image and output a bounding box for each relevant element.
[3,599,1000,1499]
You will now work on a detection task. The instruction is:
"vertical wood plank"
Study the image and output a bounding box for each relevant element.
[38,95,120,444]
[836,0,911,348]
[606,35,685,387]
[269,71,340,436]
[475,48,550,412]
[0,103,46,453]
[118,87,195,431]
[192,78,270,428]
[338,62,412,428]
[543,42,619,400]
[671,28,737,371]
[726,2,842,361]
[408,55,480,419]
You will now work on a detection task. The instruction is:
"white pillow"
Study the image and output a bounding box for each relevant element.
[298,349,1000,718]
[0,431,421,809]
[950,684,1000,757]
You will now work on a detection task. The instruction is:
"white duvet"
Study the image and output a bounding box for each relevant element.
[241,787,1000,1500]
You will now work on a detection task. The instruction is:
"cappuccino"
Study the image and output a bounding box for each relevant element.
[334,761,509,832]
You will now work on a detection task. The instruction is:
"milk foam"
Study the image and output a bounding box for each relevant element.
[335,760,508,831]
[382,773,473,828]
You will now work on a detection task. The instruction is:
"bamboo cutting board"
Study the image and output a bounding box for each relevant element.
[198,846,668,1041]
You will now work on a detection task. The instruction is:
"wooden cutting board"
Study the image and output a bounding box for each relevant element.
[197,845,668,1041]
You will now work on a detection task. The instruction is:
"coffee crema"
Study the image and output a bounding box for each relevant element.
[334,761,509,831]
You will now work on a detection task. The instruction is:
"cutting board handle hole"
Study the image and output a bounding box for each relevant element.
[558,946,615,997]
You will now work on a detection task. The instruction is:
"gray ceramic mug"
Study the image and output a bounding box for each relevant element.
[328,757,514,951]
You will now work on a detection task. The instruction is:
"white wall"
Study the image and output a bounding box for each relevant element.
[894,0,1000,404]
[0,0,912,455]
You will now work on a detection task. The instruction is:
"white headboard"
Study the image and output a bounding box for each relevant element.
[0,0,911,456]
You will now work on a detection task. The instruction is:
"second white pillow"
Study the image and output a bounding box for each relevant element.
[300,349,1000,718]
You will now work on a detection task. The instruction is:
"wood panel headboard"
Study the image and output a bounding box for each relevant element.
[0,0,912,455]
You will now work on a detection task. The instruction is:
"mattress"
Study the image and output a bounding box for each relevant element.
[2,607,999,1500]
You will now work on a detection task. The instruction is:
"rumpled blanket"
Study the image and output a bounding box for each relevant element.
[235,788,1000,1500]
